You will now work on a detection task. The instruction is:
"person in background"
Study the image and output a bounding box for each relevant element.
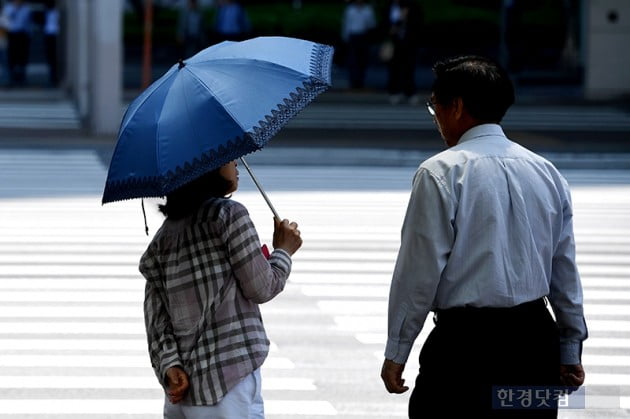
[140,160,302,418]
[43,0,59,86]
[177,0,206,58]
[381,55,586,418]
[2,0,31,86]
[341,0,376,90]
[382,0,420,105]
[0,8,9,87]
[213,0,250,42]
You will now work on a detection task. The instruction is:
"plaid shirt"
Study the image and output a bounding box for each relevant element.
[139,198,292,406]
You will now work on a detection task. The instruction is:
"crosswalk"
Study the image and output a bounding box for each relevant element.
[0,147,629,418]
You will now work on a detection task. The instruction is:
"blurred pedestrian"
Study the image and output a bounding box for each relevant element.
[140,160,302,416]
[177,0,206,58]
[505,0,526,74]
[382,0,420,104]
[381,55,587,417]
[341,0,376,90]
[2,0,31,86]
[0,9,8,86]
[213,0,250,42]
[43,0,59,86]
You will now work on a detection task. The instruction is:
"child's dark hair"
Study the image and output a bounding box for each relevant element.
[159,169,233,219]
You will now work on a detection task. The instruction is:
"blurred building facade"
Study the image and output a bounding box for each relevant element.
[585,0,630,99]
[18,0,630,135]
[62,0,123,136]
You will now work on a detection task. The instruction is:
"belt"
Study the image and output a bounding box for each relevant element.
[433,298,547,324]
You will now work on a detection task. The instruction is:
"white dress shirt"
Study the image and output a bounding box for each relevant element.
[385,124,587,365]
[44,9,59,36]
[2,3,30,33]
[342,3,376,41]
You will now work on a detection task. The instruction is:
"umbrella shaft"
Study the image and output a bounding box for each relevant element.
[239,157,281,221]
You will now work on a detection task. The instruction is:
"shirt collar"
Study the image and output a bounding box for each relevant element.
[457,123,506,145]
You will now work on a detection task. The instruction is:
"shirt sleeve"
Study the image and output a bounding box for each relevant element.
[548,185,588,365]
[385,168,456,364]
[222,202,292,304]
[139,245,183,388]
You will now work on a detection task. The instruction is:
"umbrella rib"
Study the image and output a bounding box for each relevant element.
[187,43,333,85]
[103,37,335,204]
[180,67,210,158]
[189,58,304,79]
[180,43,334,145]
[182,63,329,149]
[103,68,181,204]
[119,66,179,132]
[182,66,248,133]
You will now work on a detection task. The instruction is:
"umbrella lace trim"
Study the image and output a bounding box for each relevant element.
[249,45,333,147]
[102,136,258,203]
[249,79,328,147]
[165,137,259,192]
[102,39,335,204]
[310,44,334,84]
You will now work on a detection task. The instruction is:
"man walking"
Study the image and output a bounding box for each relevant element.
[381,55,587,417]
[341,0,376,89]
[2,0,31,86]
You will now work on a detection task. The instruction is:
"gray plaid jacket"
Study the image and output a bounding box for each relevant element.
[140,198,291,405]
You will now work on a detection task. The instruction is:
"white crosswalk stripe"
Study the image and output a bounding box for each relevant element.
[0,147,629,417]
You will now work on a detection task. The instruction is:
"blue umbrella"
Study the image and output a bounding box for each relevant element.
[102,36,334,211]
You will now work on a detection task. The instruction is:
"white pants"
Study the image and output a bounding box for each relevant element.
[164,369,264,419]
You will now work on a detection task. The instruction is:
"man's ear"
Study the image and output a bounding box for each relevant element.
[452,97,465,120]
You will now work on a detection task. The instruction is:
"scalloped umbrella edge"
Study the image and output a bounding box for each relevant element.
[102,36,334,209]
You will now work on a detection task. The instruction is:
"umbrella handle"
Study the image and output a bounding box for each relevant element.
[239,157,281,221]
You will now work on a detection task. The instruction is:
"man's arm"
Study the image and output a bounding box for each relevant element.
[383,168,455,387]
[548,183,587,389]
[548,186,588,366]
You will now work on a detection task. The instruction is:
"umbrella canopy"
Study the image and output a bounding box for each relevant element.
[102,36,334,204]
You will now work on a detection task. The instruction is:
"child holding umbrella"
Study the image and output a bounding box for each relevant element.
[140,160,302,417]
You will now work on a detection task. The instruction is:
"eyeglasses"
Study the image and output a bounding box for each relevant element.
[426,101,436,116]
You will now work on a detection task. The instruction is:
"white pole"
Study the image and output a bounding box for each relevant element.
[239,157,281,221]
[89,0,123,135]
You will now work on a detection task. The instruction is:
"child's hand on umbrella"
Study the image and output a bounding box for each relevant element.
[273,218,302,255]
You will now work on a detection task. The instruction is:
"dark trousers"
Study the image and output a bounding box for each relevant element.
[409,299,560,418]
[45,34,58,86]
[387,39,416,97]
[346,33,371,89]
[7,32,29,85]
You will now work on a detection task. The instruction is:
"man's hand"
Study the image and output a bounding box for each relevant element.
[560,364,585,392]
[381,359,409,393]
[166,366,190,404]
